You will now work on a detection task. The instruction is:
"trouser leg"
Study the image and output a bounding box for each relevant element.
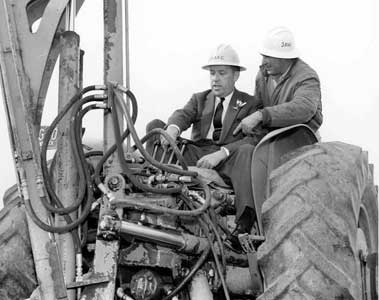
[216,144,256,226]
[183,141,220,165]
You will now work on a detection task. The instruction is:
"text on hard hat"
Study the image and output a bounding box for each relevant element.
[281,42,291,48]
[212,55,225,60]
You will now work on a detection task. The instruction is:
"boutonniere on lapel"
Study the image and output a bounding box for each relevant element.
[233,99,247,110]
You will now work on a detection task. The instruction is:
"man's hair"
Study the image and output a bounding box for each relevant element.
[230,66,241,73]
[208,65,241,73]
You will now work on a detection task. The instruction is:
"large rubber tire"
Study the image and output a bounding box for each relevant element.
[257,142,378,300]
[0,188,37,299]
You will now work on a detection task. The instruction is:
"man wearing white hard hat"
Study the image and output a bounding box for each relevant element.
[147,44,262,237]
[234,26,322,136]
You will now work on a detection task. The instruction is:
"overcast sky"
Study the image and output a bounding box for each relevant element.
[0,0,378,204]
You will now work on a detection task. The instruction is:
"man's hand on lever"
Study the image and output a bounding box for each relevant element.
[161,125,180,148]
[233,111,263,135]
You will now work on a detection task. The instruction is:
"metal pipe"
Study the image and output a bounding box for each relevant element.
[65,4,70,31]
[119,220,185,248]
[65,0,76,31]
[78,0,125,298]
[56,30,81,300]
[69,0,76,31]
[120,220,209,254]
[123,0,131,150]
[99,216,209,254]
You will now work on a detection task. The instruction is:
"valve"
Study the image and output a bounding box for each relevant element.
[130,269,162,300]
[107,174,124,192]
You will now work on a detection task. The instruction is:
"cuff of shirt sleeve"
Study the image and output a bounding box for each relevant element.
[167,124,181,134]
[221,146,230,157]
[259,109,271,126]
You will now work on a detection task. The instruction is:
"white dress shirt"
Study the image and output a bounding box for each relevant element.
[205,91,233,139]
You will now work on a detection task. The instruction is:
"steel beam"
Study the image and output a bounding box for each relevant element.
[0,1,87,299]
[80,0,126,298]
[55,30,82,300]
[0,1,71,299]
[3,0,72,128]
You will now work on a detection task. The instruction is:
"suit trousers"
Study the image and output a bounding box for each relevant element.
[145,119,256,224]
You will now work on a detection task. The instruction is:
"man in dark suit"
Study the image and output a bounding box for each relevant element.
[147,44,262,233]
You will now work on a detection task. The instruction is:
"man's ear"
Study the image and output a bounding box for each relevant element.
[234,70,240,82]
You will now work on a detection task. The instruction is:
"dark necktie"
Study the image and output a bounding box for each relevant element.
[212,97,225,141]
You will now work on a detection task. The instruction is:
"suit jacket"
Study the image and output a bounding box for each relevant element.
[255,58,323,132]
[167,89,261,152]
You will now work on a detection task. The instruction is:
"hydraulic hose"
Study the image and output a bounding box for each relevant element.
[27,163,94,234]
[68,94,106,207]
[138,129,188,170]
[25,196,84,233]
[31,130,95,233]
[112,178,211,216]
[93,87,138,187]
[182,196,226,271]
[110,91,183,195]
[94,87,197,199]
[205,210,227,273]
[207,225,230,300]
[23,198,79,253]
[32,89,105,233]
[183,196,230,300]
[162,244,211,300]
[93,85,209,214]
[199,212,230,300]
[41,88,106,214]
[70,99,104,190]
[162,195,228,299]
[108,87,211,215]
[71,103,104,248]
[114,89,196,176]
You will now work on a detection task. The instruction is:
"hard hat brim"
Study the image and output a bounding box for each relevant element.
[202,63,246,71]
[259,47,300,59]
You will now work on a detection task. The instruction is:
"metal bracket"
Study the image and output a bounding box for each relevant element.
[21,150,34,161]
[238,233,265,253]
[238,233,264,296]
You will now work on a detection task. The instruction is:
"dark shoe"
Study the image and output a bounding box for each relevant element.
[238,207,256,231]
[224,235,243,253]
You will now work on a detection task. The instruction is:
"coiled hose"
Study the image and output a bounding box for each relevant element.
[108,87,211,216]
[182,197,230,300]
[31,87,106,238]
[115,90,193,175]
[40,86,106,214]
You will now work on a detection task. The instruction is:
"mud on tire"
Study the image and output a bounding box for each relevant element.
[257,142,378,300]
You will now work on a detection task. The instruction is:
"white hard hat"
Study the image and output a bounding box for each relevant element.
[260,27,300,59]
[202,44,246,71]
